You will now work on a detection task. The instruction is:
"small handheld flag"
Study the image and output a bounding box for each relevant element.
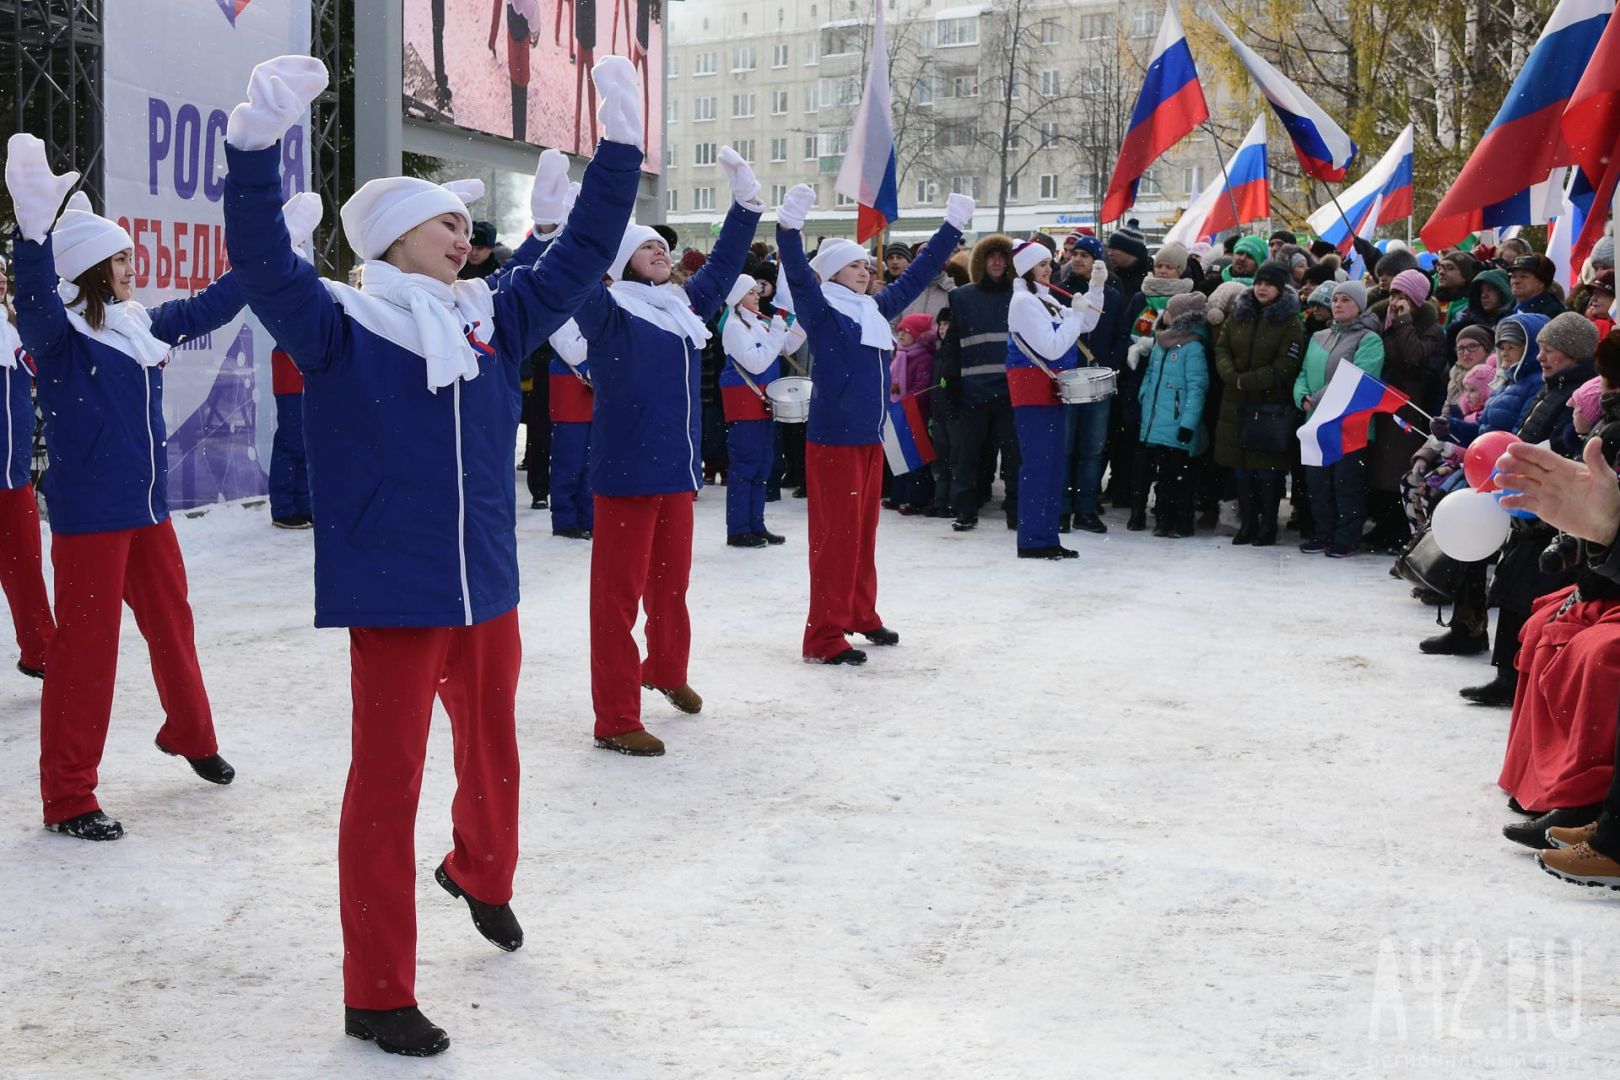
[834,0,899,243]
[1298,364,1410,468]
[882,396,935,475]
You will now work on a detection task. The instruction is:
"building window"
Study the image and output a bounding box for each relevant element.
[734,139,755,162]
[950,175,982,200]
[804,135,819,161]
[694,142,717,166]
[804,38,818,65]
[817,130,850,157]
[1077,174,1096,198]
[694,96,716,121]
[949,72,979,98]
[823,25,862,56]
[936,119,978,148]
[668,55,680,77]
[771,90,789,115]
[1183,166,1203,194]
[1039,18,1061,44]
[666,99,679,123]
[666,188,678,212]
[694,51,717,76]
[772,43,789,68]
[914,77,934,106]
[1007,126,1021,150]
[731,45,757,72]
[915,178,937,204]
[804,84,819,113]
[1039,122,1058,148]
[1080,13,1113,40]
[1039,69,1060,97]
[731,92,756,118]
[1039,174,1058,200]
[665,143,679,168]
[1131,6,1156,37]
[937,15,979,46]
[694,187,716,211]
[1005,175,1019,200]
[1138,169,1161,196]
[836,191,856,208]
[821,75,862,108]
[770,183,788,205]
[770,137,788,162]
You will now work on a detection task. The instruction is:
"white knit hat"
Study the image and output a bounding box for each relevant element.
[339,176,484,261]
[610,224,667,281]
[810,238,868,281]
[52,192,134,282]
[726,274,758,307]
[1011,239,1049,277]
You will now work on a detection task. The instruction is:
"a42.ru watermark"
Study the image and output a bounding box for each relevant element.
[1366,937,1582,1042]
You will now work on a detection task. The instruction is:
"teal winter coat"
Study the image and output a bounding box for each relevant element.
[1138,318,1211,455]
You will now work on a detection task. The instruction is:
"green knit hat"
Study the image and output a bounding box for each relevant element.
[1233,235,1268,263]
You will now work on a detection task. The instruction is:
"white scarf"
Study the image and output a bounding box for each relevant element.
[0,318,20,369]
[327,260,497,392]
[54,281,171,369]
[609,281,710,346]
[821,282,893,350]
[1013,277,1063,316]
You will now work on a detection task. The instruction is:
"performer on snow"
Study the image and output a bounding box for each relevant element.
[5,139,246,842]
[719,273,802,548]
[222,54,645,1057]
[1005,239,1107,559]
[570,146,763,757]
[546,319,595,539]
[0,254,54,679]
[774,183,974,665]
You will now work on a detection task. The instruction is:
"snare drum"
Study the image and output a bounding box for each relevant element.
[765,376,813,423]
[1056,367,1117,405]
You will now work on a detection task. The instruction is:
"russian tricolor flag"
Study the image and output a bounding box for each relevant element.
[1297,364,1411,468]
[1202,7,1357,183]
[1162,115,1269,247]
[1306,125,1414,255]
[834,0,899,244]
[1101,1,1209,223]
[1421,0,1612,250]
[882,396,935,476]
[1559,7,1620,276]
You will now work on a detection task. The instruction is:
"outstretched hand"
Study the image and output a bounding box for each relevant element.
[592,57,643,150]
[776,184,817,232]
[1496,438,1620,545]
[530,149,572,226]
[227,55,328,151]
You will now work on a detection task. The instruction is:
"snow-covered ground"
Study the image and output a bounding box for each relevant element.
[2,481,1618,1079]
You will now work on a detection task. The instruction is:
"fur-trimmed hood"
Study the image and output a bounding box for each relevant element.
[969,234,1015,289]
[1155,309,1208,348]
[1141,276,1195,299]
[1232,286,1302,325]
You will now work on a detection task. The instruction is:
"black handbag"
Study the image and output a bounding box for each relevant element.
[1236,353,1296,454]
[1395,527,1457,602]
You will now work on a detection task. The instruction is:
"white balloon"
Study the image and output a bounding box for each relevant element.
[1431,488,1511,562]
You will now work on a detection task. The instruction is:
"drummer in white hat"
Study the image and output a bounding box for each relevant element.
[221,52,647,1056]
[718,272,802,547]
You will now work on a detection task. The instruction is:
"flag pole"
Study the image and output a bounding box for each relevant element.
[1326,186,1362,247]
[1202,120,1245,238]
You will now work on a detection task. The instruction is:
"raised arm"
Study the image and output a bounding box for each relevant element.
[146,274,247,347]
[683,199,762,320]
[774,224,838,341]
[876,222,963,321]
[9,235,75,365]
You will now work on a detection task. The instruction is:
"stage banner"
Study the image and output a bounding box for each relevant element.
[402,0,664,174]
[103,0,312,511]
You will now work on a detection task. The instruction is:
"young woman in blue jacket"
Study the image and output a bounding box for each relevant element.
[719,273,801,547]
[6,138,247,844]
[570,147,762,757]
[221,54,645,1056]
[0,258,54,680]
[774,183,972,664]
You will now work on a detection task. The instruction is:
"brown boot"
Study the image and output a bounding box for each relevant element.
[595,729,666,756]
[644,682,702,714]
[1547,821,1601,850]
[1539,842,1620,889]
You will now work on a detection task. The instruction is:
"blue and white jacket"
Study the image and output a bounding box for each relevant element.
[2,321,36,490]
[777,224,960,446]
[223,138,642,628]
[11,235,246,533]
[573,199,759,497]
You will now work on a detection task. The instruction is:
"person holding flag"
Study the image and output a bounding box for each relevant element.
[1005,240,1108,559]
[774,183,973,665]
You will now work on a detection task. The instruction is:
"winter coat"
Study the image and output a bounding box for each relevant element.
[890,324,938,415]
[1517,360,1598,457]
[935,234,1015,410]
[1293,310,1385,412]
[1514,290,1566,319]
[1369,298,1445,491]
[1137,314,1210,455]
[1004,282,1100,408]
[12,234,246,535]
[1,322,35,490]
[1446,269,1515,352]
[1449,313,1551,444]
[223,138,641,628]
[1213,288,1305,471]
[778,222,961,446]
[898,273,955,323]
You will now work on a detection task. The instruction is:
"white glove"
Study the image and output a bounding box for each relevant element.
[1089,260,1109,292]
[226,55,329,152]
[776,183,817,232]
[944,193,975,230]
[718,146,762,208]
[1126,340,1148,372]
[530,149,572,226]
[283,191,323,257]
[5,134,79,244]
[592,56,643,151]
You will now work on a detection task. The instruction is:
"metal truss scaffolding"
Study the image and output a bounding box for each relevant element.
[1,0,104,207]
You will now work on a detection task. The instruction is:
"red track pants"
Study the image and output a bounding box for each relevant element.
[0,484,53,670]
[590,492,693,738]
[803,441,883,660]
[341,608,522,1010]
[39,519,217,824]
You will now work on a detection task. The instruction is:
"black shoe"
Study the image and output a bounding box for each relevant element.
[1057,513,1072,534]
[531,497,548,510]
[344,1006,450,1057]
[272,515,313,529]
[1073,513,1107,534]
[1507,796,1536,816]
[16,661,43,680]
[1504,804,1604,850]
[951,518,978,532]
[436,861,523,952]
[861,627,900,646]
[45,810,123,841]
[727,533,768,548]
[1056,546,1079,558]
[1126,512,1147,532]
[1299,539,1330,554]
[156,738,235,785]
[1017,546,1066,560]
[553,527,592,540]
[1460,674,1517,707]
[792,487,807,499]
[1325,544,1356,558]
[808,648,867,666]
[1152,520,1170,538]
[759,530,786,545]
[1419,628,1488,656]
[881,499,899,511]
[926,506,953,519]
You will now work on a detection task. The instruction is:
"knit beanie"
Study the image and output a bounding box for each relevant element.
[679,249,708,274]
[725,274,758,307]
[1593,235,1616,270]
[1538,310,1601,361]
[1374,247,1421,280]
[1463,362,1496,403]
[1154,241,1189,273]
[1253,260,1291,290]
[610,224,667,280]
[897,312,934,340]
[1232,235,1267,264]
[1165,291,1206,322]
[1456,325,1494,353]
[810,238,868,281]
[340,176,483,261]
[1206,280,1246,326]
[1440,251,1480,281]
[1308,282,1336,309]
[51,199,135,283]
[1074,235,1104,258]
[1390,268,1432,306]
[1269,228,1295,245]
[1011,239,1049,277]
[884,242,912,261]
[1106,229,1149,262]
[1332,280,1368,311]
[1569,375,1604,428]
